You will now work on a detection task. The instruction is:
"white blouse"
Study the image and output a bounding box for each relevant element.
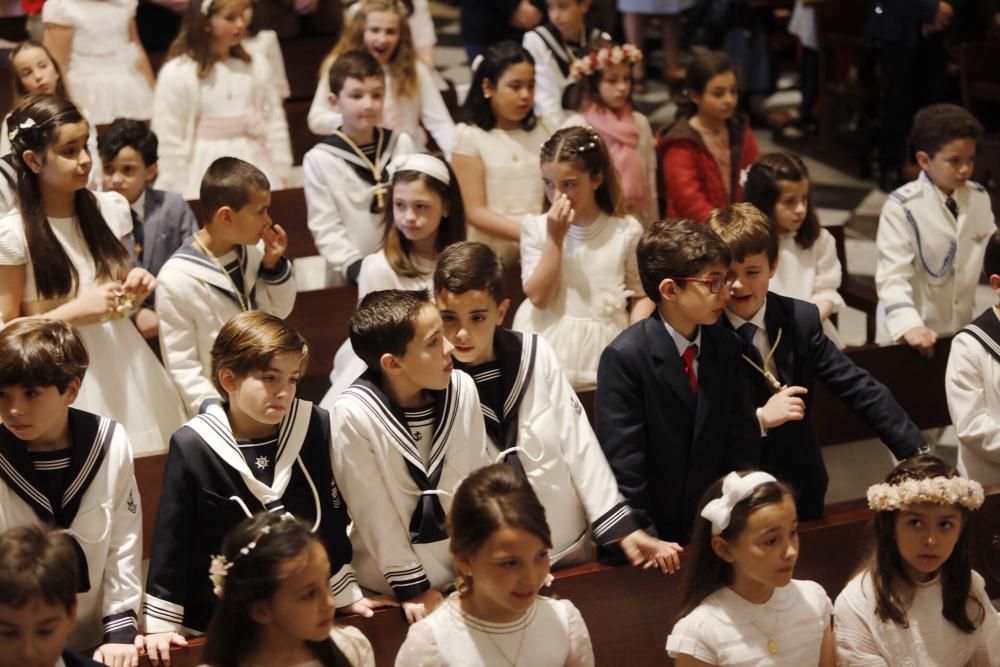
[770,228,845,346]
[395,594,595,667]
[834,569,1000,667]
[666,580,832,666]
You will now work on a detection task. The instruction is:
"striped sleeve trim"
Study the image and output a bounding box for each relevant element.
[143,594,185,632]
[258,257,293,284]
[330,564,363,607]
[884,302,916,314]
[102,610,138,644]
[385,564,431,601]
[591,501,642,544]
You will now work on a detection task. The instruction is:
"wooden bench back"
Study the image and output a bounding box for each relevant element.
[137,487,1000,666]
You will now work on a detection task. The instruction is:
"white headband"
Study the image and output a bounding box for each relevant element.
[388,153,450,186]
[200,0,213,14]
[701,471,777,536]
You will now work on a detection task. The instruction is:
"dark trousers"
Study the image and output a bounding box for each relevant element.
[799,46,819,126]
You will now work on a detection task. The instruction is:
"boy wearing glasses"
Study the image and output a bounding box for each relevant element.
[595,219,762,544]
[708,204,926,519]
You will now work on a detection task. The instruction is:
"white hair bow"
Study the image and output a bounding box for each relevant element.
[700,471,777,536]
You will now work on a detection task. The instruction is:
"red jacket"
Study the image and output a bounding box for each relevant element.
[658,115,759,223]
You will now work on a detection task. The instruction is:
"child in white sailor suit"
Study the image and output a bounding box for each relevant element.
[151,0,292,198]
[0,320,143,664]
[156,158,295,417]
[522,0,604,128]
[946,230,1000,486]
[875,103,995,355]
[304,51,416,286]
[142,312,388,664]
[435,241,683,572]
[330,290,495,626]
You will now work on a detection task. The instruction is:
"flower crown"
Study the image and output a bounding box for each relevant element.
[570,43,642,81]
[208,525,273,597]
[866,476,985,512]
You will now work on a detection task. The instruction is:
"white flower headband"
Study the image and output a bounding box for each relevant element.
[867,476,984,512]
[570,43,642,81]
[701,471,777,536]
[208,519,285,597]
[8,117,36,143]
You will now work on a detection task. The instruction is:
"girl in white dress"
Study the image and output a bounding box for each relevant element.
[395,463,595,667]
[666,471,837,666]
[199,513,375,667]
[512,126,652,391]
[743,152,846,347]
[322,153,466,404]
[834,455,1000,666]
[1,41,101,194]
[0,95,185,455]
[452,41,553,265]
[308,0,454,157]
[41,0,155,124]
[152,0,292,198]
[563,42,658,225]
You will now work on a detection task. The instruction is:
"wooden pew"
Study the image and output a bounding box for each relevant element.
[137,486,1000,666]
[285,284,358,402]
[811,336,953,445]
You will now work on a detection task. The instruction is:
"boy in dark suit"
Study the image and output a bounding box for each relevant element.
[595,219,761,544]
[707,204,926,519]
[98,119,199,340]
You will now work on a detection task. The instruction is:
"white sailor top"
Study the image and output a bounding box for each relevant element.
[303,128,416,282]
[144,400,359,634]
[875,171,995,342]
[458,330,641,565]
[329,370,493,600]
[947,307,1000,485]
[156,242,295,416]
[0,410,142,651]
[522,23,605,129]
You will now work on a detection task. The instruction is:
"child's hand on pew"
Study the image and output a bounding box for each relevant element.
[759,386,808,430]
[261,223,289,269]
[902,325,938,359]
[402,588,445,624]
[338,594,401,618]
[92,641,140,667]
[620,529,683,574]
[138,631,188,666]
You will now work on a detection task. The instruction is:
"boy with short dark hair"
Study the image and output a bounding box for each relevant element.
[708,203,925,519]
[156,157,296,416]
[0,525,102,667]
[330,289,493,625]
[98,118,200,340]
[434,241,682,573]
[595,219,761,544]
[876,103,995,356]
[303,51,415,286]
[946,229,1000,485]
[0,320,142,663]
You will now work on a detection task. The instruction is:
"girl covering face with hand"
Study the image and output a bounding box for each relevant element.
[833,455,1000,666]
[395,464,596,667]
[667,471,837,666]
[512,126,653,391]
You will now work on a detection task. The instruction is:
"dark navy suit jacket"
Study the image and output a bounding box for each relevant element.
[724,292,923,519]
[595,311,761,543]
[129,187,199,278]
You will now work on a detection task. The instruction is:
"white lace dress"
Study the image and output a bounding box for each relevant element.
[512,212,644,391]
[0,192,186,455]
[41,0,153,124]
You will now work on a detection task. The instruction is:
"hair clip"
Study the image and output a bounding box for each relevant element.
[576,140,599,153]
[700,471,777,535]
[200,0,213,15]
[8,117,36,143]
[471,54,484,74]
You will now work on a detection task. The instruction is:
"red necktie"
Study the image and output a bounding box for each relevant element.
[683,344,698,394]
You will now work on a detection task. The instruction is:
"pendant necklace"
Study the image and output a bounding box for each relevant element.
[332,128,387,210]
[750,607,780,655]
[484,625,527,666]
[741,327,784,393]
[191,232,250,312]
